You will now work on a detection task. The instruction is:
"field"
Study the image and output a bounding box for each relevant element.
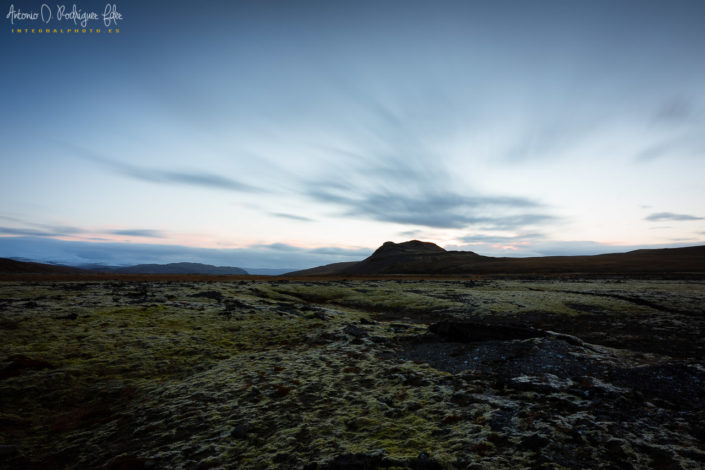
[1,278,705,469]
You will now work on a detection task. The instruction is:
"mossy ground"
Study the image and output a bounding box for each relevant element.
[1,279,704,469]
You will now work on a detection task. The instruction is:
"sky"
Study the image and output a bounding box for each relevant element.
[1,0,704,269]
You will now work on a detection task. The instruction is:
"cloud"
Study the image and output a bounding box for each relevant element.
[636,139,682,162]
[250,243,302,252]
[398,230,422,238]
[645,212,703,222]
[0,217,87,238]
[270,213,315,222]
[636,97,704,162]
[308,186,552,229]
[504,121,590,163]
[310,246,371,257]
[0,227,69,237]
[104,158,260,192]
[0,215,167,241]
[653,96,694,124]
[65,143,261,193]
[107,229,165,238]
[635,130,705,162]
[459,232,545,244]
[447,232,546,255]
[0,215,25,223]
[294,88,559,232]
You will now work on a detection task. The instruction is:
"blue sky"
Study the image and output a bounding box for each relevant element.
[2,0,704,269]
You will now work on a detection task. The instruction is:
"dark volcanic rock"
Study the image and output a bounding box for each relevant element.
[521,433,550,451]
[313,452,443,470]
[54,312,78,320]
[230,424,250,439]
[429,321,546,342]
[611,363,705,408]
[0,355,54,379]
[343,324,368,338]
[189,290,223,302]
[105,454,153,470]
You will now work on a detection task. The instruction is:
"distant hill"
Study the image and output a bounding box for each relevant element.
[1,259,248,276]
[99,262,248,275]
[0,258,87,274]
[287,240,705,276]
[243,268,299,276]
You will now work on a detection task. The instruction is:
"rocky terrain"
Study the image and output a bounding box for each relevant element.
[1,278,704,469]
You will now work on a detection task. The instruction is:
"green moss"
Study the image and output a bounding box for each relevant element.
[2,279,704,468]
[266,283,462,313]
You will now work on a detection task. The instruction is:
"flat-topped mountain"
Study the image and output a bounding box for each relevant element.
[288,241,705,276]
[371,240,447,256]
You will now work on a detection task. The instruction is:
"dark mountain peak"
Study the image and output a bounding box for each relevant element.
[371,240,446,258]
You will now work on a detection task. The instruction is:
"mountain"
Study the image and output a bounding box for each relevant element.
[101,262,248,275]
[341,240,465,275]
[243,268,299,276]
[287,240,705,276]
[283,261,360,277]
[1,259,248,276]
[0,258,87,274]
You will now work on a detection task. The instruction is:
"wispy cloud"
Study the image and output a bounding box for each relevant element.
[307,186,552,229]
[300,92,557,231]
[0,217,86,238]
[645,212,703,222]
[66,143,261,193]
[102,158,260,192]
[652,96,694,124]
[310,246,371,257]
[636,97,703,162]
[398,230,423,238]
[635,130,705,162]
[0,215,167,241]
[0,227,68,237]
[107,229,165,238]
[459,232,545,244]
[250,243,302,252]
[636,138,683,162]
[270,212,315,222]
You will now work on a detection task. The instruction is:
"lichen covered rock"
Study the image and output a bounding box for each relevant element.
[0,279,704,469]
